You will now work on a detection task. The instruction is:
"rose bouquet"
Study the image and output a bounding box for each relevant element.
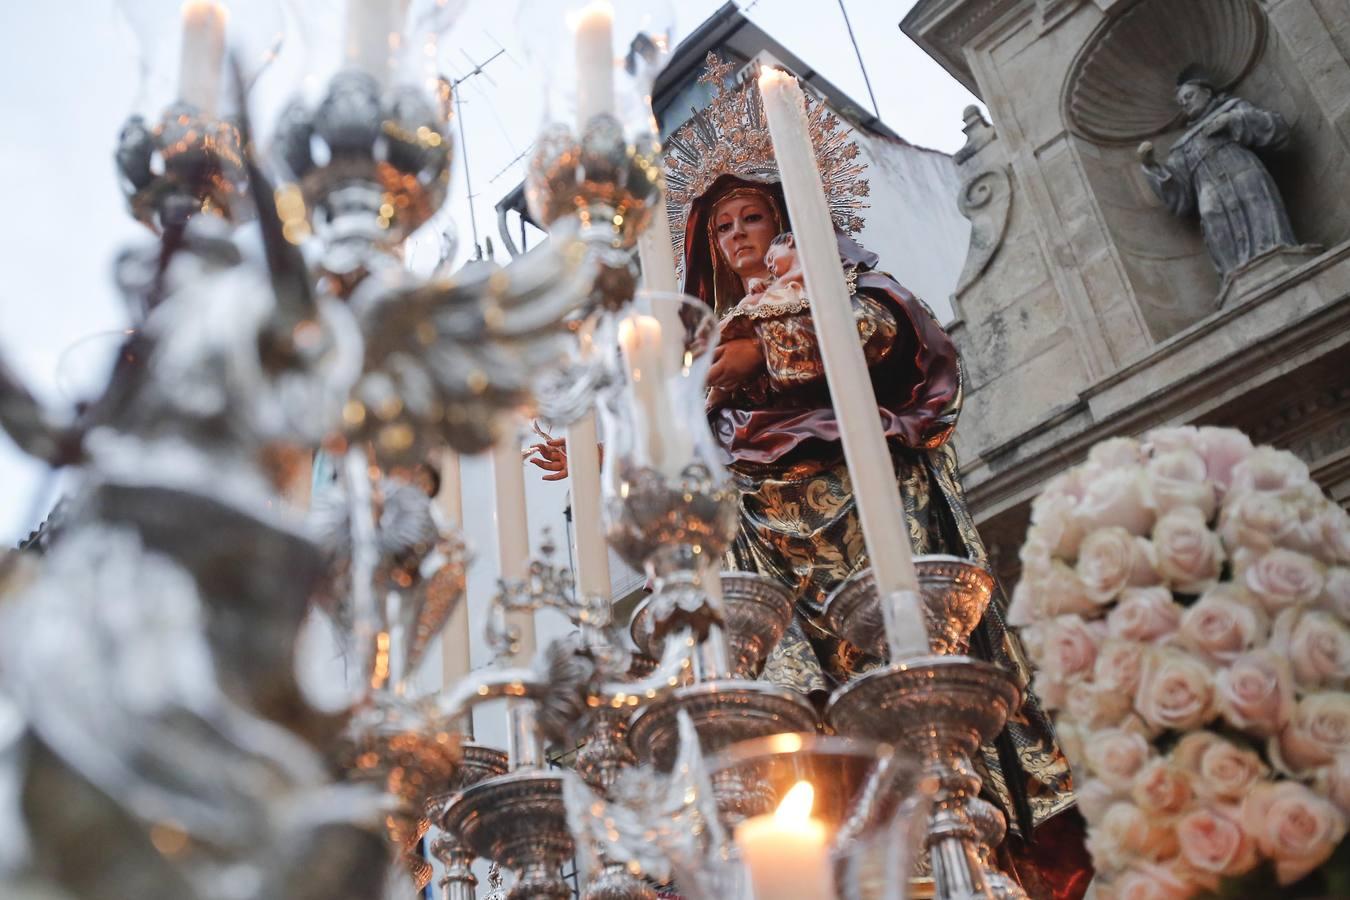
[1010,426,1350,898]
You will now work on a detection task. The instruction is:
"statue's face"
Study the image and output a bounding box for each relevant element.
[712,192,777,280]
[1177,82,1214,121]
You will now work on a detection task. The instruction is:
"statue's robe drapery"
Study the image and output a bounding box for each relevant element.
[1146,96,1296,278]
[704,234,1090,898]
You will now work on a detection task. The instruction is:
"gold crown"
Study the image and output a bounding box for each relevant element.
[663,54,870,263]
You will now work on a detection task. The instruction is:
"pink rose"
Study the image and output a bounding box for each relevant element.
[1076,527,1160,604]
[1173,733,1267,802]
[1229,447,1317,503]
[1240,780,1348,884]
[1029,614,1105,683]
[1108,862,1202,900]
[1087,802,1179,872]
[1085,727,1153,791]
[1243,549,1326,614]
[1216,649,1295,737]
[1153,507,1225,594]
[1066,680,1134,731]
[1276,692,1350,774]
[1135,647,1217,732]
[1108,587,1184,642]
[1324,568,1350,623]
[1195,427,1254,496]
[1269,608,1350,690]
[1145,449,1217,519]
[1077,467,1155,537]
[1218,491,1302,555]
[1130,759,1194,816]
[1314,754,1350,817]
[1094,639,1146,696]
[1175,804,1258,877]
[1078,776,1119,823]
[1009,560,1098,626]
[1177,589,1267,664]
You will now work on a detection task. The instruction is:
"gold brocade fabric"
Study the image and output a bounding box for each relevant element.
[727,444,1077,835]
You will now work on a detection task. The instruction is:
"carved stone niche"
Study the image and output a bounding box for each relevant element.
[1060,0,1274,340]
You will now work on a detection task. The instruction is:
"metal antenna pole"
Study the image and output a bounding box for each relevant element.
[450,47,509,260]
[836,0,882,120]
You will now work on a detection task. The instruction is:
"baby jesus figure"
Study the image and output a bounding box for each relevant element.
[710,231,897,408]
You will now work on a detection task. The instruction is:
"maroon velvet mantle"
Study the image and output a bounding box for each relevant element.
[701,232,962,468]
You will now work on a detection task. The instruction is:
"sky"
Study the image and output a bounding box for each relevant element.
[0,0,978,545]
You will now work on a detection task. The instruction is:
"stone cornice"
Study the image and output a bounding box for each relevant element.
[901,0,1035,95]
[961,242,1350,524]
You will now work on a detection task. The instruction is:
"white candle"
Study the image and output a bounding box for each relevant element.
[637,196,689,375]
[571,0,616,130]
[734,781,834,900]
[437,449,471,685]
[178,1,227,116]
[565,411,611,602]
[344,0,406,85]
[757,66,926,659]
[491,430,537,662]
[618,313,688,478]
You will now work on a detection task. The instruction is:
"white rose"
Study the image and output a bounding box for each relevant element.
[1229,448,1320,505]
[1085,727,1153,791]
[1030,475,1088,560]
[1315,504,1350,565]
[1153,507,1225,594]
[1066,680,1134,731]
[1144,449,1217,519]
[1010,560,1098,626]
[1087,802,1179,872]
[1089,437,1145,470]
[1215,649,1295,738]
[1130,758,1194,816]
[1107,862,1203,900]
[1076,527,1160,605]
[1107,587,1184,642]
[1077,467,1155,537]
[1029,614,1106,684]
[1177,589,1267,665]
[1175,803,1258,878]
[1314,754,1350,818]
[1193,734,1263,804]
[1094,639,1146,697]
[1195,427,1255,497]
[1240,780,1348,885]
[1242,548,1326,614]
[1218,491,1302,555]
[1269,608,1350,690]
[1324,567,1350,623]
[1134,647,1217,733]
[1078,776,1119,823]
[1142,426,1203,458]
[1275,692,1350,774]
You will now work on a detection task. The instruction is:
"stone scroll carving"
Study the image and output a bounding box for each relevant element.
[953,106,1012,300]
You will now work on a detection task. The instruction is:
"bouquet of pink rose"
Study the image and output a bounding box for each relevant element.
[1010,426,1350,899]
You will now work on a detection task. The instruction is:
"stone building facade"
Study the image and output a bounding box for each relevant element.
[903,0,1350,585]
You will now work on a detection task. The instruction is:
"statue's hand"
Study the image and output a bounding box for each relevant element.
[1202,111,1233,138]
[707,338,764,390]
[1136,140,1158,167]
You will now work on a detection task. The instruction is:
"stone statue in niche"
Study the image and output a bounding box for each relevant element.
[1137,67,1302,287]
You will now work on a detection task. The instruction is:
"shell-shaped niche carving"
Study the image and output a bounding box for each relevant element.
[1064,0,1267,144]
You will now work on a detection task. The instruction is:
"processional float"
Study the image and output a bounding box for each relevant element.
[0,2,1031,898]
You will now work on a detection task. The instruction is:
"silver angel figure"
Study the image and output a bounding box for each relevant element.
[1138,68,1300,282]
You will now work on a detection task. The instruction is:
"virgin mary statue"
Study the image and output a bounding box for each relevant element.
[669,55,1088,896]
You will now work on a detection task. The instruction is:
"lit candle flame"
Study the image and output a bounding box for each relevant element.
[775,781,814,823]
